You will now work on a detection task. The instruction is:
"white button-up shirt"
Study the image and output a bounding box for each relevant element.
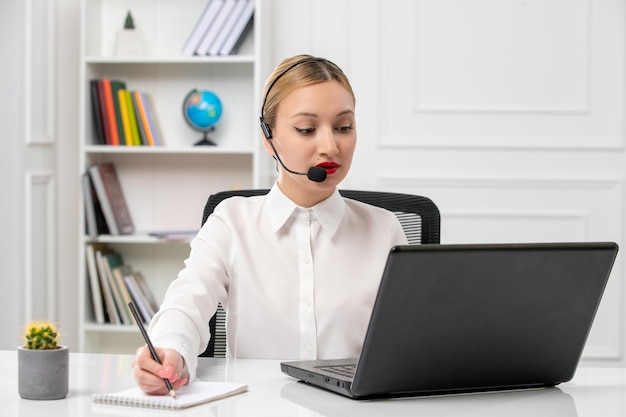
[149,185,407,379]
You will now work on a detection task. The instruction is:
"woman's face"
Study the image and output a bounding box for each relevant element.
[263,80,356,207]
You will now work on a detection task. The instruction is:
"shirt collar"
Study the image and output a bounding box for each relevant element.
[266,183,345,238]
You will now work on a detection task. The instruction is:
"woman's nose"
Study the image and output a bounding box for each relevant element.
[318,127,339,156]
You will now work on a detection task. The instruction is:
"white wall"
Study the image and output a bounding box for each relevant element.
[0,0,26,350]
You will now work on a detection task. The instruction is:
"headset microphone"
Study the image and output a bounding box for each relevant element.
[260,57,330,183]
[266,137,327,182]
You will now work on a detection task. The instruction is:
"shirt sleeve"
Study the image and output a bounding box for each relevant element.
[148,208,233,380]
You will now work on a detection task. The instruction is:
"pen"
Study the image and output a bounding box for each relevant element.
[128,301,177,399]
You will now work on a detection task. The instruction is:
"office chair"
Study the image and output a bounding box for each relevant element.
[198,189,441,357]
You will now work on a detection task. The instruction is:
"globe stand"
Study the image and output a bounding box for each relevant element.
[194,127,217,146]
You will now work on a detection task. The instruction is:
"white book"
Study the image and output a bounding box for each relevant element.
[209,0,247,56]
[195,0,236,55]
[182,0,223,56]
[124,273,156,323]
[95,247,121,325]
[82,173,97,237]
[218,0,254,56]
[85,244,105,324]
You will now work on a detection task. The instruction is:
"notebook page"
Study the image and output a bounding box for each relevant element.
[92,381,248,410]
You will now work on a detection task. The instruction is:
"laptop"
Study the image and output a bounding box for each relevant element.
[281,242,619,399]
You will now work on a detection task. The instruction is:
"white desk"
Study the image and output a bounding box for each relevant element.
[1,350,624,416]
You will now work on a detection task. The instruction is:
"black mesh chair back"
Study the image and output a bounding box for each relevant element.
[198,189,440,357]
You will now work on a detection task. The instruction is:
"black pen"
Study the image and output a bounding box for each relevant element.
[128,301,177,399]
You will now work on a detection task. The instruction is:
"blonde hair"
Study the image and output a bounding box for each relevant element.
[260,55,355,131]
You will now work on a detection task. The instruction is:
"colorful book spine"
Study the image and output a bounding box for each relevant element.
[124,90,142,145]
[117,89,134,146]
[133,91,155,146]
[89,80,106,144]
[101,79,121,145]
[110,80,128,145]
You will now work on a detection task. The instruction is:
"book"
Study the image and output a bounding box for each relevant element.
[92,381,248,410]
[95,246,121,325]
[85,243,107,324]
[140,92,163,146]
[209,0,247,56]
[82,173,98,237]
[89,80,105,144]
[101,250,128,324]
[133,91,156,146]
[218,0,254,56]
[89,162,135,235]
[133,91,163,146]
[124,272,156,323]
[123,90,142,146]
[101,79,121,145]
[195,0,232,55]
[148,230,198,242]
[110,80,128,145]
[117,89,134,147]
[130,271,160,314]
[112,265,138,325]
[87,171,111,235]
[182,0,224,56]
[96,81,113,144]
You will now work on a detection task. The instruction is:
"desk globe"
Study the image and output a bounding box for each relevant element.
[183,89,223,146]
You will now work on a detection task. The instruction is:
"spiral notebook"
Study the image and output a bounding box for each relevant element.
[92,381,248,410]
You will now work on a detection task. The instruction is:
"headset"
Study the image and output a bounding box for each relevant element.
[259,57,328,140]
[258,57,331,182]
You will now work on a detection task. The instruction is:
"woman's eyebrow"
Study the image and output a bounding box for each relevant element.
[290,109,354,119]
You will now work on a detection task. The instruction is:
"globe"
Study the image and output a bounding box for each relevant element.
[183,89,223,146]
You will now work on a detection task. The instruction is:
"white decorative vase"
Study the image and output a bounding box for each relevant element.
[18,345,69,400]
[115,29,144,57]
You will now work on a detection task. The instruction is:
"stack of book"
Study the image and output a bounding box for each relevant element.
[83,162,134,237]
[85,244,160,325]
[182,0,255,56]
[89,79,163,146]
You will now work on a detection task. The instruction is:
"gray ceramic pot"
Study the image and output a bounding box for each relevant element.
[18,345,69,400]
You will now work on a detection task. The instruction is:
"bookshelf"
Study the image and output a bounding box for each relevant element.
[78,0,266,353]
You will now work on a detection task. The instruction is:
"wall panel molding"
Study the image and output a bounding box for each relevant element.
[24,0,55,146]
[378,174,623,360]
[374,0,623,150]
[24,172,56,321]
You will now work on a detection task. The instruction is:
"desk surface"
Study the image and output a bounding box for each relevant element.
[1,350,625,416]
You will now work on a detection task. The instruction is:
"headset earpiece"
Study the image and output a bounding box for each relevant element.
[260,57,327,142]
[259,117,273,140]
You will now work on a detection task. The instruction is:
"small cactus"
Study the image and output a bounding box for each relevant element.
[23,320,61,350]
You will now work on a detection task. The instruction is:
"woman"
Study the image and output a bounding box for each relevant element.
[132,55,407,394]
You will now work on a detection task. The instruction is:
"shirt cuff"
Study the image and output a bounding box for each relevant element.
[148,309,205,381]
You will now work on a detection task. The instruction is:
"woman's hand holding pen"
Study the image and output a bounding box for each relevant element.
[132,346,189,396]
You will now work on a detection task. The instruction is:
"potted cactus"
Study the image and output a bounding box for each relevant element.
[18,320,69,400]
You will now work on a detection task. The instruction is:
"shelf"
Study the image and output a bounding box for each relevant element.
[85,233,196,245]
[83,323,139,333]
[85,55,256,65]
[84,145,255,155]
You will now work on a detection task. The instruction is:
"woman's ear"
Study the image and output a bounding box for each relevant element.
[262,132,275,156]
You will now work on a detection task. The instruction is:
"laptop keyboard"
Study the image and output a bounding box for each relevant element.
[318,364,356,378]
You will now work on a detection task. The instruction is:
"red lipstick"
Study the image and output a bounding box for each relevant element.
[316,162,340,175]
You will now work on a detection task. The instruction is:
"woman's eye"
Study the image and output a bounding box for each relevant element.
[295,127,315,135]
[337,124,353,133]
